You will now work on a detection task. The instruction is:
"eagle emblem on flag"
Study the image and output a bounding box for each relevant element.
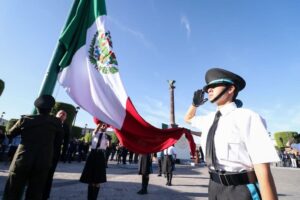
[88,30,119,74]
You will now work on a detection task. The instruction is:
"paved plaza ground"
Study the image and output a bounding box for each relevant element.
[0,160,299,200]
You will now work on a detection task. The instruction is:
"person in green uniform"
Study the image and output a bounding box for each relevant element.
[3,95,64,200]
[42,110,69,200]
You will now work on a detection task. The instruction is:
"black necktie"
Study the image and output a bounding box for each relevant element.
[205,111,222,169]
[96,133,103,149]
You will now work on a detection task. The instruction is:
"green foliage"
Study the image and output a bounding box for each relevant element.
[51,102,76,128]
[274,131,298,148]
[82,132,92,143]
[109,131,119,144]
[6,118,19,132]
[71,125,83,139]
[0,79,4,96]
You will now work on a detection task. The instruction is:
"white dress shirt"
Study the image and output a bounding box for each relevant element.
[191,102,279,172]
[164,146,176,156]
[91,131,108,150]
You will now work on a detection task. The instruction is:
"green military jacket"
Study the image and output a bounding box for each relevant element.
[6,114,64,173]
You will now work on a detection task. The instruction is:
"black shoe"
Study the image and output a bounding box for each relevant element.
[157,174,162,177]
[137,189,147,195]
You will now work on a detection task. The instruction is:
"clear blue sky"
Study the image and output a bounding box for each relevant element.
[1,0,300,135]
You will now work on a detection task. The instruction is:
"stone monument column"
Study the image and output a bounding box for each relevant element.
[168,80,177,128]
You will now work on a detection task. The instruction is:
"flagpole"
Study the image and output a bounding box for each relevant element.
[32,0,80,114]
[37,43,65,97]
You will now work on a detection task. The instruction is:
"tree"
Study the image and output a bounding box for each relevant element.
[0,79,4,96]
[110,132,119,144]
[71,125,83,139]
[274,131,298,149]
[5,118,19,132]
[82,132,92,143]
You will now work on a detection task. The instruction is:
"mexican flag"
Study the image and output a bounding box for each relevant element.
[57,0,195,154]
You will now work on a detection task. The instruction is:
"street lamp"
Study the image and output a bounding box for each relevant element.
[0,111,5,125]
[83,123,88,135]
[72,106,80,127]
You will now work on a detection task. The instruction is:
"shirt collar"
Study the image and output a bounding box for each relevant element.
[218,102,237,116]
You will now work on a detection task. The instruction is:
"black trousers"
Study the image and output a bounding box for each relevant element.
[208,180,261,200]
[157,158,162,174]
[42,160,59,199]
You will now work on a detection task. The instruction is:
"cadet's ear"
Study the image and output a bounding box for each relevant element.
[228,85,236,94]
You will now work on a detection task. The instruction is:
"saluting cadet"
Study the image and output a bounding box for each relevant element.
[185,68,279,200]
[80,120,110,200]
[3,95,63,200]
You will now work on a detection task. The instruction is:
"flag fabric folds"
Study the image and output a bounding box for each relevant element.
[57,0,195,155]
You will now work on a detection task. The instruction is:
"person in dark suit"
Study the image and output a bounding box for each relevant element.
[42,110,69,200]
[137,154,152,195]
[105,134,112,167]
[121,145,128,164]
[0,129,6,161]
[3,95,64,200]
[66,137,77,163]
[156,151,164,176]
[59,111,70,163]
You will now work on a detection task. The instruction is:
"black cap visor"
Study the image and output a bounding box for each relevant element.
[203,82,233,93]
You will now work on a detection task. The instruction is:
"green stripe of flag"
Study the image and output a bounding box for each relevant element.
[59,0,107,69]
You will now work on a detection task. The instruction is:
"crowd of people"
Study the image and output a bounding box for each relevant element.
[1,125,143,167]
[0,96,178,199]
[276,138,300,168]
